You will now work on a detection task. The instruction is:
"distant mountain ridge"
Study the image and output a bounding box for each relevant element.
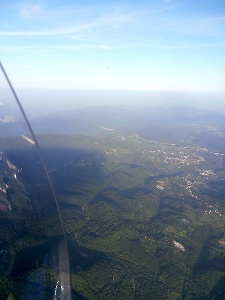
[27,106,225,146]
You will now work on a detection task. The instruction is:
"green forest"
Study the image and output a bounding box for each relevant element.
[1,131,225,299]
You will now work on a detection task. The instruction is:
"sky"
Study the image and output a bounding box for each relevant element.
[0,0,225,93]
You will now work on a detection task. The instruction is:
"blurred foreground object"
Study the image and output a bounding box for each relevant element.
[0,62,71,299]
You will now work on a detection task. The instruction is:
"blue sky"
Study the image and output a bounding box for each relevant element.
[0,0,225,92]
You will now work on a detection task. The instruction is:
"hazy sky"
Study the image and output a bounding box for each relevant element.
[0,0,225,92]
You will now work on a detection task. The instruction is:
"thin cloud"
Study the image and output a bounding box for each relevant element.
[152,42,225,49]
[0,12,134,36]
[111,39,225,50]
[19,3,41,19]
[0,4,174,37]
[1,41,224,55]
[133,15,225,39]
[0,44,110,54]
[0,12,224,38]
